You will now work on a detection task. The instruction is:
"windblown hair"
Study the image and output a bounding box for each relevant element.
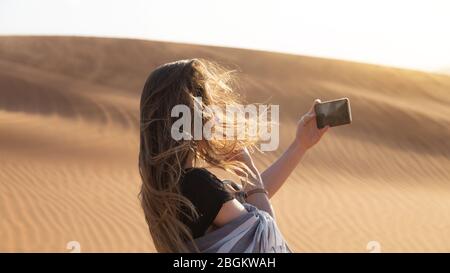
[139,58,259,252]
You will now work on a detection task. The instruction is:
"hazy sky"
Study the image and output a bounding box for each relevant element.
[1,0,449,72]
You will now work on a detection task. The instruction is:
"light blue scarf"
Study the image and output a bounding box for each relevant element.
[189,203,291,253]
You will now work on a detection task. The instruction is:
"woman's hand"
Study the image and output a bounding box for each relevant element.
[226,148,274,217]
[228,147,254,167]
[294,99,329,152]
[227,147,260,183]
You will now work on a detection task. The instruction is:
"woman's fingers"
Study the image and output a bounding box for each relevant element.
[308,99,321,115]
[302,113,316,124]
[319,125,329,136]
[298,99,323,132]
[300,99,321,124]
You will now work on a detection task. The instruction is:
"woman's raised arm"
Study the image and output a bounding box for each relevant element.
[261,99,329,198]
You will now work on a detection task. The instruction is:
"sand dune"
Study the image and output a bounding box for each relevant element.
[0,36,449,252]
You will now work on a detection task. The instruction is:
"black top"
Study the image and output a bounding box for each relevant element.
[179,168,234,238]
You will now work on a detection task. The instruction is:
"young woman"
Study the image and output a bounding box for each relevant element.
[139,58,328,253]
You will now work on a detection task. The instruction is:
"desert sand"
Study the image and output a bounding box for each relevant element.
[0,36,449,252]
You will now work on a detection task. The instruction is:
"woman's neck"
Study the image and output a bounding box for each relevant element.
[184,151,209,169]
[184,152,195,169]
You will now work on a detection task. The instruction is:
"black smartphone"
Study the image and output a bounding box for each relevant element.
[314,98,352,129]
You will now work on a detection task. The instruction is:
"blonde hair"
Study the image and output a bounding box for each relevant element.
[139,58,258,252]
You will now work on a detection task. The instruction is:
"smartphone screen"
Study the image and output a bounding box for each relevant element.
[314,98,352,129]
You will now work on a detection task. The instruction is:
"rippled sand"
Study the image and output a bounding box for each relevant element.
[0,36,449,252]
